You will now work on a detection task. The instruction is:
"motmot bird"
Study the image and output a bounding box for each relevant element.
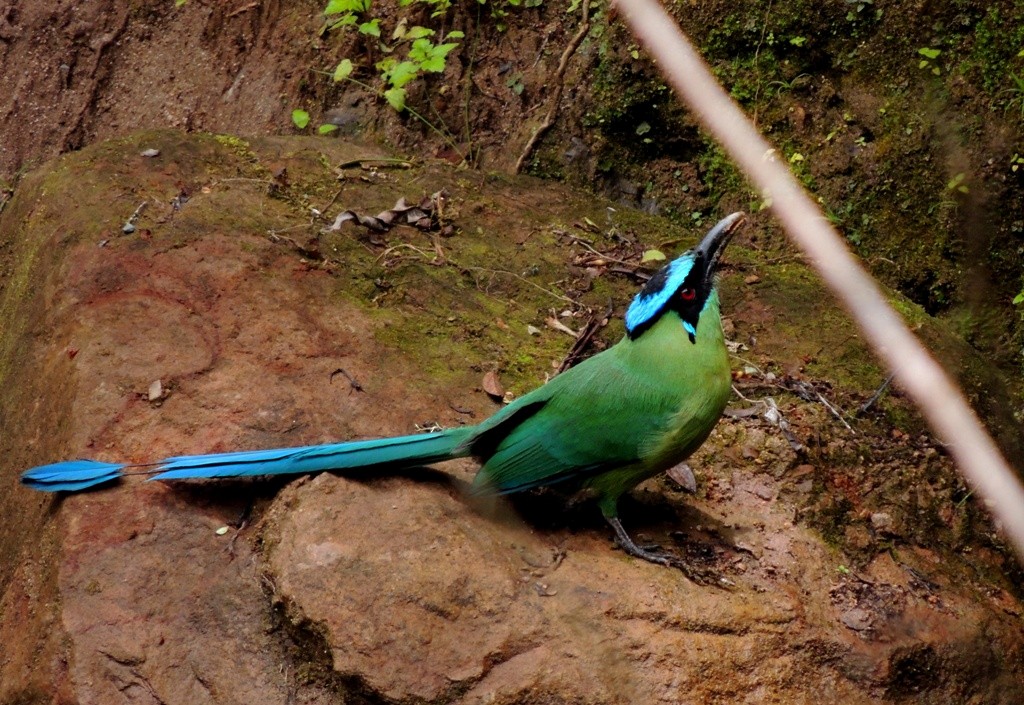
[21,212,745,567]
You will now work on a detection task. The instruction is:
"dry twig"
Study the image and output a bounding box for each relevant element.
[514,0,592,173]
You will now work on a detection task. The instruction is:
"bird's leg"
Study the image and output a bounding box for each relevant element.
[605,516,672,566]
[605,515,732,587]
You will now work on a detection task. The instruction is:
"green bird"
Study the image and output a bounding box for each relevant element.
[21,212,744,566]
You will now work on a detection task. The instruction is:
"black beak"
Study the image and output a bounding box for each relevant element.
[696,212,745,274]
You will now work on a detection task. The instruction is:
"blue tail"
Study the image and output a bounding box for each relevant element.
[21,428,475,493]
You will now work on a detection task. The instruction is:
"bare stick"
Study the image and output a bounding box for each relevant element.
[859,372,895,416]
[514,0,591,174]
[613,0,1024,561]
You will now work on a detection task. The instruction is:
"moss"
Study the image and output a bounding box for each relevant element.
[0,207,44,391]
[213,134,261,161]
[887,291,930,328]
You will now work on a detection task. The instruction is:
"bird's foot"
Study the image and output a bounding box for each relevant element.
[605,516,734,588]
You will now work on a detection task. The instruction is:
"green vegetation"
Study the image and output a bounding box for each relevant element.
[183,0,1024,372]
[321,0,463,114]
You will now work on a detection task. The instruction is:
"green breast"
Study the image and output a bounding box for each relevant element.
[467,289,731,502]
[607,290,731,472]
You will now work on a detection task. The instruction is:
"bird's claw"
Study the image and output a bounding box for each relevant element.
[606,515,734,588]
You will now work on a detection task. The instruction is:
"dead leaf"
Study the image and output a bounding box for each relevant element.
[321,189,451,236]
[482,371,505,400]
[667,462,697,493]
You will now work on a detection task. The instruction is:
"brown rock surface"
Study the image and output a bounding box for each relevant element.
[0,0,322,178]
[1,132,1022,704]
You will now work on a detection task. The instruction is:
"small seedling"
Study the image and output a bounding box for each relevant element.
[917,47,941,76]
[946,172,969,194]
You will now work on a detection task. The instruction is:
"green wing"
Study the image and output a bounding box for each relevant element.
[467,347,680,495]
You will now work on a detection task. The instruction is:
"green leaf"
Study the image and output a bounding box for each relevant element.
[406,26,435,40]
[446,30,465,40]
[388,61,420,88]
[917,47,940,59]
[330,14,358,28]
[635,121,651,136]
[384,87,407,111]
[789,36,806,47]
[358,19,380,36]
[175,0,187,6]
[1013,292,1024,305]
[292,109,310,129]
[333,59,354,82]
[318,123,340,134]
[408,38,437,67]
[324,0,365,15]
[641,249,666,262]
[410,41,458,72]
[376,57,397,73]
[946,173,968,193]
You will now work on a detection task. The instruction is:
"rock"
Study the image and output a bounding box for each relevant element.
[871,512,894,532]
[841,608,873,631]
[2,133,1022,705]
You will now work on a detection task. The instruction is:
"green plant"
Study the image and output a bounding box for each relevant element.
[946,172,969,194]
[766,72,811,96]
[506,73,525,96]
[322,0,463,113]
[323,0,378,34]
[294,0,545,155]
[487,0,543,32]
[844,0,880,24]
[918,47,942,76]
[1000,72,1024,118]
[316,0,464,141]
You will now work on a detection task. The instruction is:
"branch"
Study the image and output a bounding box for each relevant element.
[514,0,592,174]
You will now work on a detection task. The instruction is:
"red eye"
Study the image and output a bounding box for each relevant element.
[680,288,696,301]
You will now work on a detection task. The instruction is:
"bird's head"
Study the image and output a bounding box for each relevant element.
[625,212,745,343]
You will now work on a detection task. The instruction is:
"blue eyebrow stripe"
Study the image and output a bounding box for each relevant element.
[624,255,695,334]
